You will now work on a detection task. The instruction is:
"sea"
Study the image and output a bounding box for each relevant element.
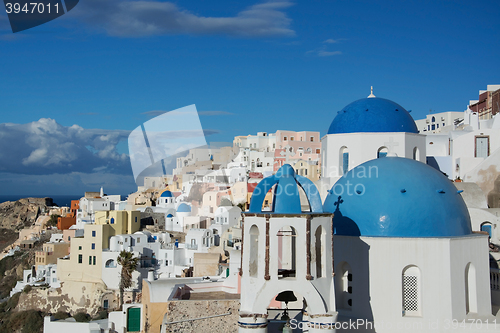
[0,194,125,208]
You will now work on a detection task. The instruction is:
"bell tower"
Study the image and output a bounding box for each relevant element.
[238,164,337,332]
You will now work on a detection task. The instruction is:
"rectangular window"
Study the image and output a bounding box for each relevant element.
[91,243,95,250]
[93,256,96,265]
[137,238,140,243]
[78,246,82,250]
[92,231,96,237]
[89,256,92,265]
[310,136,314,142]
[316,149,320,154]
[78,254,82,263]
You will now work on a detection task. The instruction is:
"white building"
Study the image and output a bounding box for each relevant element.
[421,102,500,190]
[76,197,111,228]
[138,191,191,232]
[239,164,336,332]
[415,111,465,134]
[212,205,242,237]
[10,263,60,296]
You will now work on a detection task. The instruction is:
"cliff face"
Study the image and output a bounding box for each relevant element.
[0,197,53,231]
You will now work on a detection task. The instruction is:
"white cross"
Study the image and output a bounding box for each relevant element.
[384,137,399,154]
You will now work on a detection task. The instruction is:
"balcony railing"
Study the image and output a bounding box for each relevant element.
[185,244,198,250]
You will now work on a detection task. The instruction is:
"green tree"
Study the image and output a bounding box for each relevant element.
[46,214,60,227]
[117,250,139,310]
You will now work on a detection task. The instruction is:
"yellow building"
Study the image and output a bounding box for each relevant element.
[292,159,320,181]
[94,210,141,236]
[57,210,141,284]
[247,185,273,211]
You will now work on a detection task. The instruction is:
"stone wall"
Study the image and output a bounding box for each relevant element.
[16,281,110,316]
[159,299,239,333]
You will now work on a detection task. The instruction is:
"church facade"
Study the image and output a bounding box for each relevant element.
[238,92,496,332]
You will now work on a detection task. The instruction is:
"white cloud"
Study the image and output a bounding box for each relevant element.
[307,46,342,57]
[318,50,342,57]
[74,0,295,37]
[323,38,346,44]
[0,118,131,175]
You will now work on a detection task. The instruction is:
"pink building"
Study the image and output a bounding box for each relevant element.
[274,130,321,171]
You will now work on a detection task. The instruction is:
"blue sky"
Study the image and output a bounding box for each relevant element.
[0,0,499,196]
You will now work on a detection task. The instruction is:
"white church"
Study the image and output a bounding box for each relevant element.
[238,91,498,332]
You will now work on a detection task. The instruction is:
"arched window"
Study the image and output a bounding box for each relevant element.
[432,116,435,122]
[377,146,388,158]
[277,226,297,279]
[105,259,116,268]
[465,262,478,314]
[413,147,419,160]
[315,226,326,278]
[402,265,421,316]
[340,146,349,175]
[110,217,115,224]
[249,225,259,277]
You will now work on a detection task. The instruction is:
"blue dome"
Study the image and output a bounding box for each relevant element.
[160,190,173,198]
[177,203,191,213]
[166,214,174,218]
[327,97,418,134]
[249,164,323,214]
[323,157,472,237]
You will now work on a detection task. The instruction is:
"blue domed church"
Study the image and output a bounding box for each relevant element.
[320,90,426,197]
[323,157,493,331]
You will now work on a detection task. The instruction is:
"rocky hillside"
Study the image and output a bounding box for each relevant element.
[0,198,53,231]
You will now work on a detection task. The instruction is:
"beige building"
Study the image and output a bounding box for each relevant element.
[58,210,141,284]
[293,159,321,181]
[35,241,69,265]
[229,182,247,205]
[193,253,221,277]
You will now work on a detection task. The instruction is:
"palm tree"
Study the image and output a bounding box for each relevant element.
[117,250,139,309]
